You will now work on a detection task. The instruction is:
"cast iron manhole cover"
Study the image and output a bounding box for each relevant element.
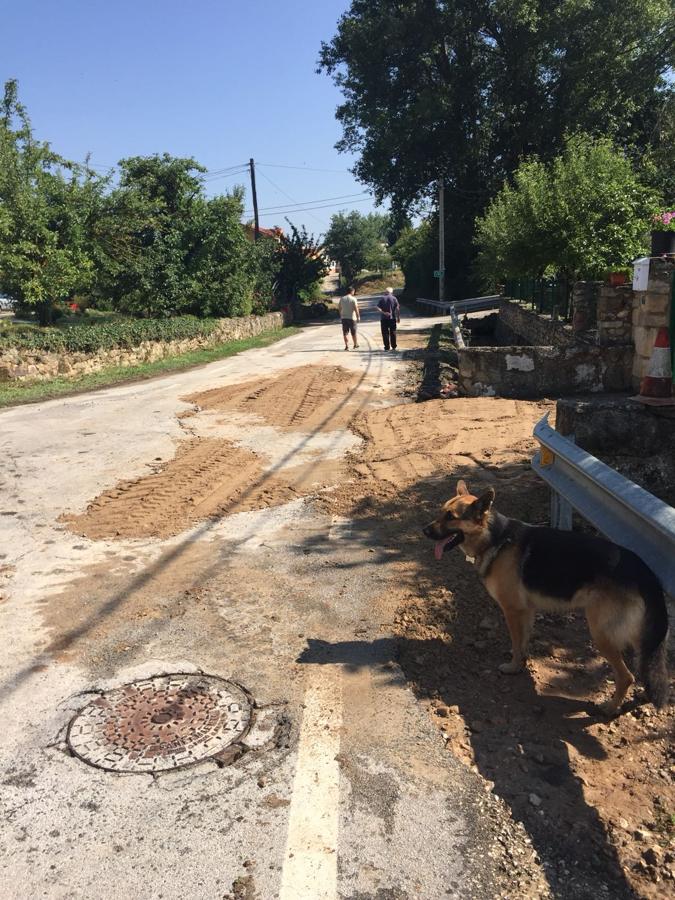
[67,674,252,773]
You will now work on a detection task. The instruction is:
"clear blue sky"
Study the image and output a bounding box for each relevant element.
[3,0,382,236]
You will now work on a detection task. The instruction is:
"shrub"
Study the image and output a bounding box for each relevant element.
[475,134,659,285]
[0,316,221,354]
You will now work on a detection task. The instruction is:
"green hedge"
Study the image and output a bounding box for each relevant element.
[0,316,224,354]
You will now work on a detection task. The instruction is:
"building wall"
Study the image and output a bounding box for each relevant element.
[631,259,674,389]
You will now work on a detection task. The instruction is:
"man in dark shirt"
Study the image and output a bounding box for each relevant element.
[377,287,400,350]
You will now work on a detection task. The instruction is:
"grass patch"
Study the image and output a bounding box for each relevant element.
[0,326,300,409]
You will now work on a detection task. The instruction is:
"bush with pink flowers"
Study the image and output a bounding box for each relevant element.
[652,211,675,232]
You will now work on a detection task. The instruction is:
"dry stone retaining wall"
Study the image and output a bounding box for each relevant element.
[495,299,577,346]
[596,284,633,346]
[458,344,632,399]
[0,311,287,383]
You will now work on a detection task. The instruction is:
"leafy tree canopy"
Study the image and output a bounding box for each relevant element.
[0,79,105,324]
[323,210,391,284]
[275,222,328,308]
[475,134,660,284]
[320,1,675,291]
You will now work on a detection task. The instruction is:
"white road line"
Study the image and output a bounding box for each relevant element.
[279,666,342,900]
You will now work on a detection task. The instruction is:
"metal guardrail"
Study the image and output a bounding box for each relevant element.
[451,295,501,314]
[531,412,675,596]
[416,294,500,315]
[417,298,453,313]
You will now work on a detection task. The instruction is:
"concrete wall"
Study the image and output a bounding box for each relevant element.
[631,259,674,388]
[496,299,577,347]
[458,344,633,399]
[0,311,288,383]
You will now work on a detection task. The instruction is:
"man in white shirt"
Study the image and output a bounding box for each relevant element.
[337,288,361,350]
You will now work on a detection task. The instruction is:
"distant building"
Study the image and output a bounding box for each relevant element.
[242,224,283,242]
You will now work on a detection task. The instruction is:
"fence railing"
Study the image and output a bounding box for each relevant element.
[416,295,501,315]
[503,276,573,321]
[531,412,675,597]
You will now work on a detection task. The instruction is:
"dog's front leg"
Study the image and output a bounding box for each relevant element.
[499,606,534,674]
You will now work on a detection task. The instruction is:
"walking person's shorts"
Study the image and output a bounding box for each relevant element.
[341,318,357,338]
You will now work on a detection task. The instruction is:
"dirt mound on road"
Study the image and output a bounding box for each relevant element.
[186,364,365,431]
[64,365,371,541]
[350,398,545,488]
[64,438,298,540]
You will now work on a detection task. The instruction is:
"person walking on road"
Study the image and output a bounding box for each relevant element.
[377,287,400,351]
[338,287,360,350]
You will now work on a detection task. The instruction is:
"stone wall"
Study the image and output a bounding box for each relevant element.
[495,299,577,347]
[0,311,288,383]
[457,343,633,399]
[555,397,675,507]
[631,259,674,388]
[596,284,633,346]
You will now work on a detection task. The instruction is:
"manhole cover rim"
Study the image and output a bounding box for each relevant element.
[66,672,254,775]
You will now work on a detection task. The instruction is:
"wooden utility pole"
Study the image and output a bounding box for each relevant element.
[438,177,445,302]
[249,158,260,241]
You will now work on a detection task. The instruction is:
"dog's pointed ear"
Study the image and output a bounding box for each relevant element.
[469,487,495,520]
[456,479,469,496]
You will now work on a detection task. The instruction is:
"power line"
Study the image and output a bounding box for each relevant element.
[250,191,369,213]
[244,196,374,216]
[203,168,249,183]
[258,162,352,174]
[204,163,248,177]
[256,168,329,229]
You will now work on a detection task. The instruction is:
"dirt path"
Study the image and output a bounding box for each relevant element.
[1,306,672,899]
[62,362,675,896]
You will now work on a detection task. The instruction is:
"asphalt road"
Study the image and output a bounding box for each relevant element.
[0,301,540,899]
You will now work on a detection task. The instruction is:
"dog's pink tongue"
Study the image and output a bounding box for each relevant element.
[434,537,452,560]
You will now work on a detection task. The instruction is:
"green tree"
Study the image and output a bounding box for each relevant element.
[474,156,553,285]
[190,190,257,318]
[248,234,281,315]
[95,154,206,317]
[0,80,103,324]
[475,135,659,285]
[324,210,390,284]
[320,1,675,293]
[275,222,328,310]
[391,220,436,298]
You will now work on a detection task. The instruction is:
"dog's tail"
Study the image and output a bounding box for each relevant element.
[636,565,670,708]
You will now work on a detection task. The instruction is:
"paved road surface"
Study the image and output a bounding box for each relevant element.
[0,301,537,899]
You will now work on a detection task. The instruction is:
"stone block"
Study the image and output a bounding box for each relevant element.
[642,293,670,313]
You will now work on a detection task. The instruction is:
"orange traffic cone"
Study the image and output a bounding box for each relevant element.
[635,326,675,405]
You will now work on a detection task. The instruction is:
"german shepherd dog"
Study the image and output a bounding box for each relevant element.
[422,481,670,714]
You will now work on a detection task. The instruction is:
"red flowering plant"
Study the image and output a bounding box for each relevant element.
[652,211,675,232]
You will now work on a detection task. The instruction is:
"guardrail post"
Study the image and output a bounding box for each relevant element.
[537,436,574,530]
[551,486,573,531]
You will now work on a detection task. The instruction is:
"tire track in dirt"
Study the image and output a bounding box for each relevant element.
[346,398,552,493]
[64,438,298,540]
[64,366,367,541]
[186,365,363,431]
